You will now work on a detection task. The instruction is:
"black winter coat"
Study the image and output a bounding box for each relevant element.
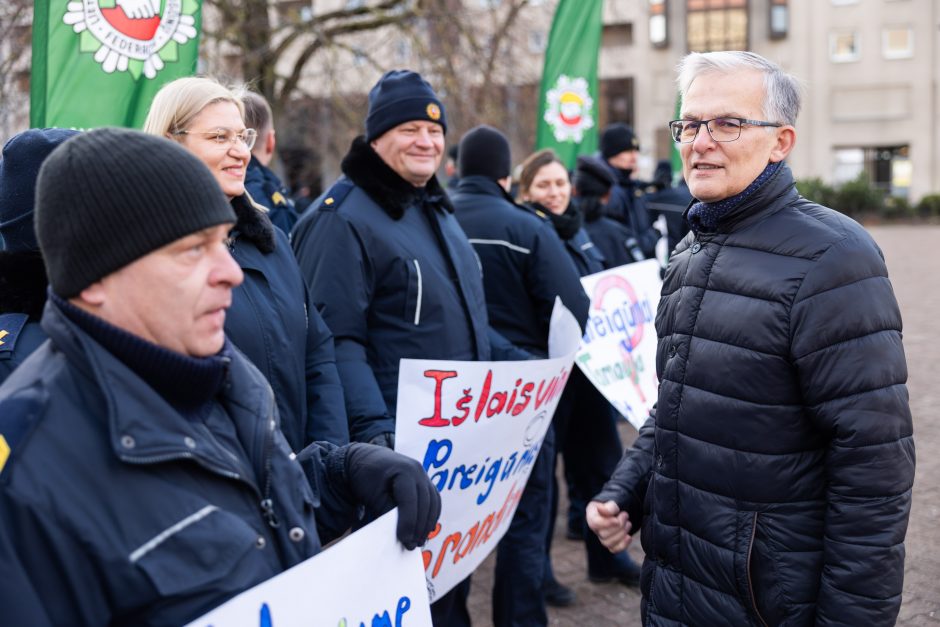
[452,175,589,356]
[603,162,658,259]
[226,196,349,449]
[292,138,499,443]
[595,164,914,626]
[245,156,299,234]
[0,251,48,385]
[0,299,357,626]
[581,197,644,269]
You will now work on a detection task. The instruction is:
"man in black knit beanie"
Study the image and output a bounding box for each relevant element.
[0,127,440,626]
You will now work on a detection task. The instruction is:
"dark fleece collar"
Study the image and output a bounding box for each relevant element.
[341,135,454,220]
[0,250,48,320]
[231,194,276,254]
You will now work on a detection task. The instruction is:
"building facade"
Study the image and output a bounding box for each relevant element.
[600,0,938,202]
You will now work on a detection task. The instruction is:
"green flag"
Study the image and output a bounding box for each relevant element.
[671,93,683,182]
[535,0,604,168]
[31,0,203,129]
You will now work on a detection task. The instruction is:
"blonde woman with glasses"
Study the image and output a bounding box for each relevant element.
[144,76,349,451]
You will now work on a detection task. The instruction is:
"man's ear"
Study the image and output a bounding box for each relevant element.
[265,128,276,155]
[76,281,107,307]
[770,126,796,163]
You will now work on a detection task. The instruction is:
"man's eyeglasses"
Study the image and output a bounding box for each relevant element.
[173,128,257,150]
[668,117,782,143]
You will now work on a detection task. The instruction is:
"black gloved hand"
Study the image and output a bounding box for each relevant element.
[367,432,396,449]
[345,443,441,550]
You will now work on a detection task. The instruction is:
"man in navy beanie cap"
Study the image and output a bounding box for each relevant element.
[294,73,527,627]
[598,122,659,259]
[0,128,79,384]
[0,127,442,625]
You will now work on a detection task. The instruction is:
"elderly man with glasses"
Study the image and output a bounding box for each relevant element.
[588,50,914,626]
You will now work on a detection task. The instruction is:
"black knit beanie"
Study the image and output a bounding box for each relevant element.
[600,123,639,160]
[0,128,80,252]
[35,128,237,298]
[458,125,511,180]
[574,155,615,197]
[365,70,447,142]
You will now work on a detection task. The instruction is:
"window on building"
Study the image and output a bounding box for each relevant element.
[833,145,911,198]
[769,0,788,39]
[882,27,914,59]
[686,0,748,52]
[600,78,635,130]
[649,0,669,48]
[830,31,860,62]
[603,22,634,48]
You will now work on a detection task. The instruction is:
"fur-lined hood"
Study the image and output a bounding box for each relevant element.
[340,135,454,220]
[0,250,48,319]
[231,194,276,254]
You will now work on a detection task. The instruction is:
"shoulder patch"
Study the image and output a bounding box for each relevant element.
[0,383,47,478]
[0,313,29,355]
[316,180,355,213]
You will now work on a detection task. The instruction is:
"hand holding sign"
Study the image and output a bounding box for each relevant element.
[346,443,442,550]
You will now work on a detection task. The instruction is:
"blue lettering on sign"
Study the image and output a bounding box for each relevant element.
[582,298,654,345]
[423,438,539,505]
[258,596,413,627]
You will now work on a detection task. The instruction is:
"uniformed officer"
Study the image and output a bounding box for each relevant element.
[0,128,441,626]
[0,128,79,385]
[242,90,300,234]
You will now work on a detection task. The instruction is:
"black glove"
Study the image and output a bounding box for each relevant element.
[367,432,396,449]
[345,443,441,550]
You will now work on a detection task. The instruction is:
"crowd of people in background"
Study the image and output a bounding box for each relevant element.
[0,50,912,627]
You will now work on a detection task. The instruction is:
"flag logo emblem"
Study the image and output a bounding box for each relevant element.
[426,103,442,121]
[63,0,198,80]
[543,75,595,143]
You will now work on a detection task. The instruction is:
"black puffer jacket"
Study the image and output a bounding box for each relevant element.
[595,164,914,626]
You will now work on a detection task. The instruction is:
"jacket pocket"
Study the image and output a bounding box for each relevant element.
[745,512,792,627]
[404,259,423,326]
[132,505,260,596]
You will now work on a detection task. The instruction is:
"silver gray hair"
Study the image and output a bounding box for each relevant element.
[676,51,802,126]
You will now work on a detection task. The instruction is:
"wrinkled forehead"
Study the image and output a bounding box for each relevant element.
[682,69,767,119]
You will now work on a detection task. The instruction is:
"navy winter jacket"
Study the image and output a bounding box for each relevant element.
[245,155,299,235]
[0,298,358,626]
[0,251,48,385]
[603,162,658,259]
[581,197,644,269]
[452,175,589,356]
[595,164,914,626]
[292,137,498,443]
[226,195,349,449]
[534,200,607,278]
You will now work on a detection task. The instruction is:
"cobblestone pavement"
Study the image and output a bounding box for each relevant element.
[466,224,940,626]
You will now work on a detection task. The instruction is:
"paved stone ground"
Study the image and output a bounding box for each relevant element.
[466,224,940,626]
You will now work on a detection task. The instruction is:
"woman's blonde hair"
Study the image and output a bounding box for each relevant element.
[142,76,246,138]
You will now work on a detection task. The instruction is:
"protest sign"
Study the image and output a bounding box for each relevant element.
[576,260,662,429]
[184,510,431,627]
[394,300,581,602]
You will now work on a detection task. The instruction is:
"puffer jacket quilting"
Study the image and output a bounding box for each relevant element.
[596,164,914,626]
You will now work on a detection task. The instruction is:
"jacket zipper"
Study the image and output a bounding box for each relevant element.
[412,259,423,326]
[746,512,770,627]
[645,562,657,626]
[259,388,280,529]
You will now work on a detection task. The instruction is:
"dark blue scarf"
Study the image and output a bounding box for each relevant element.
[687,161,783,234]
